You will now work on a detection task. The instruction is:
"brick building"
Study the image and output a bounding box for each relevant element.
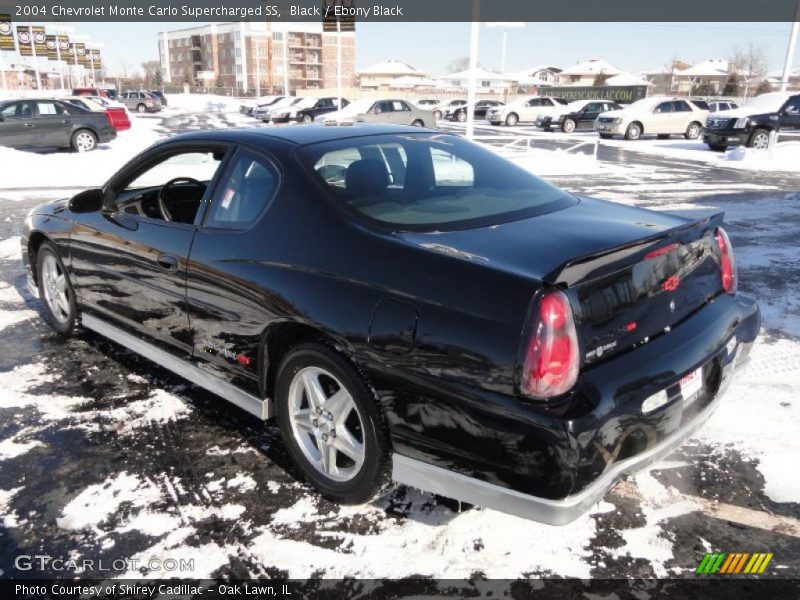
[157,22,355,93]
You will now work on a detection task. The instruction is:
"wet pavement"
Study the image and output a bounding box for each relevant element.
[0,112,799,591]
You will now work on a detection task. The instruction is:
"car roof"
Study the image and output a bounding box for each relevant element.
[162,123,442,147]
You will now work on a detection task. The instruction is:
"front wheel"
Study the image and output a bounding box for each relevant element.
[275,343,391,504]
[562,118,576,133]
[748,128,770,150]
[624,122,642,140]
[505,113,519,126]
[411,119,424,127]
[457,110,467,122]
[136,103,147,113]
[302,113,313,124]
[71,129,97,153]
[37,242,78,336]
[684,121,702,140]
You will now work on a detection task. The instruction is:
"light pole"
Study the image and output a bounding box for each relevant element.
[780,2,800,92]
[465,0,481,141]
[487,22,524,102]
[53,24,74,91]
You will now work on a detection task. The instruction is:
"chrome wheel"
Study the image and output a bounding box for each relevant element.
[626,123,641,140]
[686,123,701,139]
[751,131,769,150]
[506,113,518,126]
[563,119,576,133]
[41,254,70,324]
[288,366,365,482]
[74,131,96,152]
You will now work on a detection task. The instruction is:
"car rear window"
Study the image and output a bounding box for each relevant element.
[296,133,576,231]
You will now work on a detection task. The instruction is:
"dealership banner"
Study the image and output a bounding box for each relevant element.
[0,0,799,22]
[57,34,69,55]
[88,47,101,68]
[45,33,58,59]
[543,85,649,103]
[74,41,89,67]
[16,24,31,55]
[31,24,46,54]
[0,13,13,51]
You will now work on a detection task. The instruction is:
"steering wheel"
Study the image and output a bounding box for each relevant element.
[157,177,205,222]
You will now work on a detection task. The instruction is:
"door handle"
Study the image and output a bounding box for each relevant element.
[156,254,178,272]
[24,123,34,128]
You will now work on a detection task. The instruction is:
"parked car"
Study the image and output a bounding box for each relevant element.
[316,98,435,128]
[537,100,623,132]
[22,124,758,524]
[241,95,284,117]
[149,90,168,107]
[703,92,800,151]
[446,100,505,122]
[414,99,439,108]
[72,87,109,98]
[0,98,116,151]
[431,99,466,121]
[594,97,708,140]
[271,97,348,124]
[61,96,131,132]
[689,99,710,111]
[120,91,162,113]
[102,88,119,101]
[486,96,569,126]
[256,97,305,123]
[252,96,289,121]
[707,101,739,113]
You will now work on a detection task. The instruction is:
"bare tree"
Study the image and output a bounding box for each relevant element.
[729,43,768,99]
[141,60,162,87]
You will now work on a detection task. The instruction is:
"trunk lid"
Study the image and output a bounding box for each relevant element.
[400,196,725,366]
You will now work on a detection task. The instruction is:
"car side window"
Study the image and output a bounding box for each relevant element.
[1,102,33,118]
[783,98,800,114]
[654,102,673,114]
[673,101,692,112]
[36,102,66,116]
[584,102,601,112]
[127,152,223,190]
[205,150,277,229]
[392,101,409,112]
[431,147,474,187]
[527,99,540,107]
[541,98,554,106]
[376,101,393,113]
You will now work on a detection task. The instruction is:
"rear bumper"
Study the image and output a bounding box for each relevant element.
[703,129,749,147]
[391,293,760,524]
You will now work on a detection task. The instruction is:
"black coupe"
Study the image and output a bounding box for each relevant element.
[22,124,759,524]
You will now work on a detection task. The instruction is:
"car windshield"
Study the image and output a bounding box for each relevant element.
[298,133,576,231]
[745,93,790,111]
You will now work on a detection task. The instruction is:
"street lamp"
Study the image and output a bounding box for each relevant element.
[486,22,524,102]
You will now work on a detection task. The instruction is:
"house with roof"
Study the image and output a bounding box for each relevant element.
[559,59,623,86]
[357,60,428,90]
[438,66,515,93]
[674,59,731,94]
[507,65,562,90]
[642,60,692,95]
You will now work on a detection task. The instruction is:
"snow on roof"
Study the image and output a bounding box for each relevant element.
[560,59,623,77]
[358,60,427,77]
[439,66,508,81]
[516,65,563,76]
[604,73,653,87]
[678,59,729,77]
[388,76,444,88]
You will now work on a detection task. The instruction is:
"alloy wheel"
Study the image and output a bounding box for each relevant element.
[563,119,576,133]
[74,132,96,152]
[288,366,366,482]
[41,254,70,324]
[686,123,700,139]
[751,132,769,150]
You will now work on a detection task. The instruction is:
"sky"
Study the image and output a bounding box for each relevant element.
[69,21,799,77]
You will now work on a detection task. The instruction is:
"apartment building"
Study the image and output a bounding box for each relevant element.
[157,22,355,93]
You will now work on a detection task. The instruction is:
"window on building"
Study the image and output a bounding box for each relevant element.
[273,32,283,41]
[236,65,242,74]
[235,48,241,57]
[481,80,490,87]
[234,31,241,40]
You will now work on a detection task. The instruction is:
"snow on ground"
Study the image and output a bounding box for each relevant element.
[166,93,244,114]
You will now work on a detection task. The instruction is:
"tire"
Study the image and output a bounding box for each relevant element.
[599,133,613,139]
[275,343,391,504]
[505,113,519,127]
[457,110,467,122]
[562,118,576,133]
[136,103,147,113]
[657,134,671,140]
[36,242,78,336]
[411,119,424,127]
[684,121,702,140]
[302,113,313,124]
[748,128,770,150]
[70,129,97,153]
[706,143,727,152]
[433,110,442,121]
[624,122,642,140]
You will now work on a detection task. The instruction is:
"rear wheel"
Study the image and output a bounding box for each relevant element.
[136,103,147,113]
[624,122,642,140]
[411,119,424,127]
[457,110,467,122]
[562,118,576,133]
[71,129,97,152]
[36,242,77,336]
[275,343,391,504]
[684,121,702,140]
[302,113,313,124]
[433,110,442,120]
[748,128,770,150]
[505,113,519,126]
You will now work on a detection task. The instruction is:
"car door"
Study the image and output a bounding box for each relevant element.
[69,142,231,354]
[520,98,540,121]
[0,101,37,148]
[671,100,695,133]
[649,101,674,133]
[778,96,800,138]
[579,102,603,128]
[185,146,281,391]
[391,100,412,124]
[372,100,395,123]
[32,100,73,148]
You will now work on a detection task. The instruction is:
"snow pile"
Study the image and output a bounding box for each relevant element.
[165,93,244,113]
[721,143,800,172]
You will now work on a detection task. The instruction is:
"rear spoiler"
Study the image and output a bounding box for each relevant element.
[543,212,725,287]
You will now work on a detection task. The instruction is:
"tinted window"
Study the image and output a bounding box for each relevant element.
[1,102,33,118]
[205,150,277,229]
[392,101,410,112]
[783,97,800,114]
[376,101,393,113]
[540,98,554,106]
[673,101,692,112]
[298,134,576,231]
[584,103,602,112]
[36,101,66,116]
[654,102,673,113]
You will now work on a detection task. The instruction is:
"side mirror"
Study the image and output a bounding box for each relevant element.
[67,188,104,213]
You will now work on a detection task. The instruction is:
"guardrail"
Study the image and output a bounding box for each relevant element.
[471,134,600,157]
[767,129,800,159]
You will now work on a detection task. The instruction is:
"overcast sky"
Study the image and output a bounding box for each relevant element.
[69,21,798,77]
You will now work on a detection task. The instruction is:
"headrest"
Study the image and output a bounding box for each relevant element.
[345,158,390,196]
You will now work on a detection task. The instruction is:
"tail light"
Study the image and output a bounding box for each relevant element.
[714,227,737,295]
[521,290,580,399]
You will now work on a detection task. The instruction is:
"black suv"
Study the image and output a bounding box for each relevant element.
[271,97,348,124]
[703,92,800,151]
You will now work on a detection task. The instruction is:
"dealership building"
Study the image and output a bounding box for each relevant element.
[157,22,355,93]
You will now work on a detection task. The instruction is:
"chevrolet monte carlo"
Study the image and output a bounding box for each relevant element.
[21,124,760,524]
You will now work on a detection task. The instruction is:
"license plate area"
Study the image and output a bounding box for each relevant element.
[680,366,704,409]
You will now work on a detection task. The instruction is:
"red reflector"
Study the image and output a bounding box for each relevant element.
[715,227,737,295]
[235,354,251,366]
[645,243,680,260]
[624,322,637,332]
[521,290,579,399]
[662,275,681,292]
